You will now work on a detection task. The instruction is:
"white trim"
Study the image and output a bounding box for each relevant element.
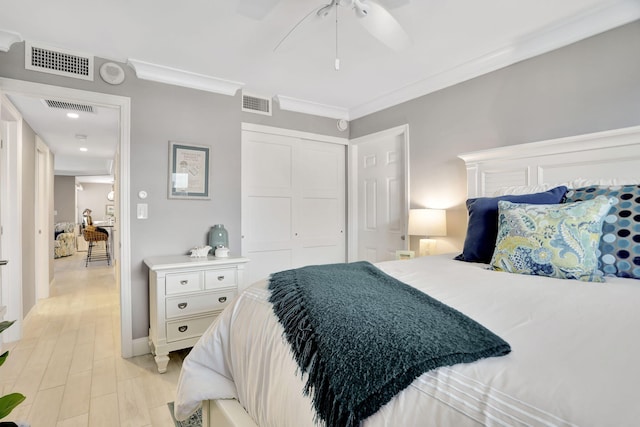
[132,336,151,357]
[0,29,22,52]
[34,136,50,301]
[349,0,640,119]
[276,95,350,120]
[241,122,348,146]
[347,124,410,262]
[128,59,244,96]
[0,94,23,343]
[0,78,134,358]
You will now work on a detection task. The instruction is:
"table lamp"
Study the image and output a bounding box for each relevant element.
[408,208,447,256]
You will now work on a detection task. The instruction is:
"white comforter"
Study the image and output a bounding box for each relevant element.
[175,254,640,426]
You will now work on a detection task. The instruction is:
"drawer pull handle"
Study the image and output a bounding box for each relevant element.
[180,280,188,286]
[178,302,188,309]
[218,297,227,303]
[217,276,225,281]
[178,325,188,333]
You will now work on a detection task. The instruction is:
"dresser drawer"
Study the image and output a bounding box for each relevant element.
[205,268,237,289]
[166,315,217,343]
[165,288,237,319]
[166,271,203,294]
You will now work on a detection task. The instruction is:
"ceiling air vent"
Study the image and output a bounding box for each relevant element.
[242,93,272,116]
[25,42,94,81]
[43,99,95,113]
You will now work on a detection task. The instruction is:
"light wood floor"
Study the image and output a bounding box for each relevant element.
[0,252,185,427]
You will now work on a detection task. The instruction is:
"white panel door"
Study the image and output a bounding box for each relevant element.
[242,130,346,285]
[355,130,407,262]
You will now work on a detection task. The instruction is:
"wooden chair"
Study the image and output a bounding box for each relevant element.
[82,228,111,267]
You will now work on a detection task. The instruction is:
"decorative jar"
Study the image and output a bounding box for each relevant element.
[208,224,229,253]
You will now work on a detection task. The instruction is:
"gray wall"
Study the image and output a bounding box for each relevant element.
[77,182,112,223]
[0,42,343,341]
[54,175,76,223]
[351,20,640,254]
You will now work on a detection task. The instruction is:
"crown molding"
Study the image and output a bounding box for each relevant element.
[276,95,350,120]
[127,59,244,96]
[349,0,640,119]
[0,29,23,52]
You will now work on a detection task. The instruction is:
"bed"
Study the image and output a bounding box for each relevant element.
[175,125,640,427]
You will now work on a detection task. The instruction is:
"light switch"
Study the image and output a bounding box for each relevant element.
[137,203,148,219]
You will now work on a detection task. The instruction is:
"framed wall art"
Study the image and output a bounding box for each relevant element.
[168,141,211,199]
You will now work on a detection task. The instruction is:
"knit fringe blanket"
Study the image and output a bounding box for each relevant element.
[268,261,511,427]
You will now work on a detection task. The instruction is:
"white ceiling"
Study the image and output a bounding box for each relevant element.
[7,93,119,181]
[1,0,639,176]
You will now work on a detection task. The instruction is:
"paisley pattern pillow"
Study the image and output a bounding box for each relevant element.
[490,196,614,282]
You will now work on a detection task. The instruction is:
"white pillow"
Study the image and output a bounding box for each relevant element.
[493,178,640,196]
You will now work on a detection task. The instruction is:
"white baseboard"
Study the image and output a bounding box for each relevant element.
[132,336,151,357]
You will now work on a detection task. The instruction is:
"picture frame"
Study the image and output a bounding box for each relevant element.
[395,250,415,260]
[105,204,115,217]
[168,141,211,199]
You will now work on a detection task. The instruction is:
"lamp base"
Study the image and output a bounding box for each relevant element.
[418,238,437,257]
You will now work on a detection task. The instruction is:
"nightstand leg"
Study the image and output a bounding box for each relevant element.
[155,353,170,373]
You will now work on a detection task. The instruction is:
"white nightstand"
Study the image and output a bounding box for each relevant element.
[144,255,249,373]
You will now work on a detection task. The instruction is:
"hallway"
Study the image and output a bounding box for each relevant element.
[0,253,184,427]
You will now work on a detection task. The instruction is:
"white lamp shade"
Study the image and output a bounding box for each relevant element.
[408,208,447,237]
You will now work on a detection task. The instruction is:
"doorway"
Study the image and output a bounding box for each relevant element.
[348,124,410,262]
[0,78,133,357]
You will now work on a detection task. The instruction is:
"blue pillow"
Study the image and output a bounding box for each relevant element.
[564,185,640,280]
[455,186,568,263]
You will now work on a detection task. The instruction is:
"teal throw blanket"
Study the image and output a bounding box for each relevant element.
[269,261,511,427]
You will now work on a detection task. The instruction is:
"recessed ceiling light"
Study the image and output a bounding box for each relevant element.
[67,112,79,119]
[79,147,88,152]
[75,134,87,140]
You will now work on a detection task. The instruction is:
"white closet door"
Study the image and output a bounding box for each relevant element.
[295,139,345,268]
[242,130,345,286]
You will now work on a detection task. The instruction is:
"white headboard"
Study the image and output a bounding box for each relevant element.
[458,125,640,198]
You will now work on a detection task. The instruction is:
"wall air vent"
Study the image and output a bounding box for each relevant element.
[242,93,272,116]
[25,42,94,81]
[43,99,95,113]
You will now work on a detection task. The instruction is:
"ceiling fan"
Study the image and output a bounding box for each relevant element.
[239,0,411,69]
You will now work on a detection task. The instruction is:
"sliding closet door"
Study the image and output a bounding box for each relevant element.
[295,139,345,267]
[242,129,346,286]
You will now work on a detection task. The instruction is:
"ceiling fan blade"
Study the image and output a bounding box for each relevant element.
[358,1,411,50]
[236,0,281,20]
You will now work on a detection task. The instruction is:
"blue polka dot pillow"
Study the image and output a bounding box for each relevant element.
[564,185,640,279]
